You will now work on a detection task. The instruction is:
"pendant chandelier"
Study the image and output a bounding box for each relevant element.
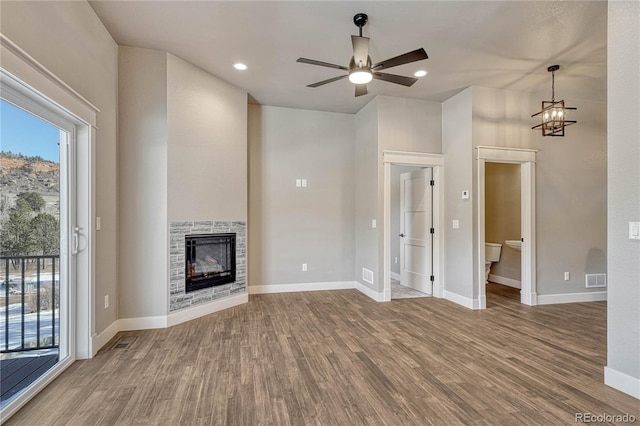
[531,65,576,137]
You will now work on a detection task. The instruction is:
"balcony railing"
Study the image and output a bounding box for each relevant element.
[1,255,59,353]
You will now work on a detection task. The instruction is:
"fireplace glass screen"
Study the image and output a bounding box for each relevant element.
[185,233,236,292]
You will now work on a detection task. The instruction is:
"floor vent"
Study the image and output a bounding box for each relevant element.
[585,273,607,288]
[362,268,374,285]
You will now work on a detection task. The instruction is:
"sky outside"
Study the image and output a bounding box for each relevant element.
[0,99,60,163]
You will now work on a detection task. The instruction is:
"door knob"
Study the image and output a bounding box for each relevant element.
[399,233,405,237]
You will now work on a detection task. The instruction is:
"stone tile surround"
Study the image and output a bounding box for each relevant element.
[169,221,246,312]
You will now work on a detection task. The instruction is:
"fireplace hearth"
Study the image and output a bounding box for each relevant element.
[185,233,236,292]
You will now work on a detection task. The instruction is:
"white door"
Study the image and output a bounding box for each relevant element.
[400,168,433,294]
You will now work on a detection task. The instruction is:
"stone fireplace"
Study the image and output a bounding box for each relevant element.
[169,221,246,312]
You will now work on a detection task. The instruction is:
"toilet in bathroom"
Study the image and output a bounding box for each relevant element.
[485,242,502,283]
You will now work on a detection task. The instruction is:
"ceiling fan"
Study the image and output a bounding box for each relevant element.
[297,13,429,97]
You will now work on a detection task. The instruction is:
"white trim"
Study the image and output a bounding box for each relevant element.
[382,152,444,303]
[391,272,401,281]
[91,319,121,355]
[118,316,168,331]
[168,293,248,327]
[355,281,385,302]
[383,150,445,166]
[444,290,481,310]
[604,367,640,399]
[249,281,356,294]
[476,146,537,162]
[489,274,521,289]
[537,291,607,305]
[0,34,99,117]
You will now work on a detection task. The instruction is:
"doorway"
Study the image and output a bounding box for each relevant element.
[391,166,433,299]
[477,146,537,308]
[484,162,521,304]
[383,151,444,302]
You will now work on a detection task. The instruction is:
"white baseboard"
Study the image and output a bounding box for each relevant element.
[248,281,355,294]
[489,274,521,289]
[355,281,385,301]
[537,291,607,305]
[91,320,121,357]
[444,290,481,310]
[391,272,401,281]
[90,294,248,356]
[168,293,248,327]
[605,366,640,399]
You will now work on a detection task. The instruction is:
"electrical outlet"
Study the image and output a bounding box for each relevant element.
[104,295,109,309]
[302,263,307,272]
[372,219,377,228]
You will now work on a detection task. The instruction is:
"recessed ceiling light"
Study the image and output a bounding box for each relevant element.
[233,63,248,71]
[414,70,428,77]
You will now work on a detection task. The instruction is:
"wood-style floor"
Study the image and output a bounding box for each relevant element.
[6,284,639,425]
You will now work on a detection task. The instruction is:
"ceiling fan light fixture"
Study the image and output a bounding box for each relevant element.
[349,69,373,84]
[414,70,428,77]
[233,63,248,71]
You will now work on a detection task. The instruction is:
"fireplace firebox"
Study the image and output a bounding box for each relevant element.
[185,233,236,292]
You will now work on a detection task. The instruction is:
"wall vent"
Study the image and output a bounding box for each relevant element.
[362,267,374,285]
[585,273,607,288]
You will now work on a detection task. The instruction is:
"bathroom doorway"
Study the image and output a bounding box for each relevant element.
[476,146,537,308]
[484,163,521,304]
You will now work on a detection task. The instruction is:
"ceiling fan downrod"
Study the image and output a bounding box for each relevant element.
[353,13,368,37]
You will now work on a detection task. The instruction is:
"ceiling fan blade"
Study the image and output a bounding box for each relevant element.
[297,58,349,71]
[351,35,370,66]
[372,72,418,87]
[355,84,368,97]
[372,48,428,71]
[307,74,348,88]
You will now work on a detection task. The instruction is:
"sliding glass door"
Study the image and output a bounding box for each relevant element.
[0,95,75,410]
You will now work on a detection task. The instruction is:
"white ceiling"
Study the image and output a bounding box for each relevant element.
[89,1,607,114]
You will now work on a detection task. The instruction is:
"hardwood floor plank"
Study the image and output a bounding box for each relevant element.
[5,286,639,425]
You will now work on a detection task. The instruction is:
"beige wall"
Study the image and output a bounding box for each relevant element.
[607,0,640,390]
[118,47,168,318]
[248,105,355,287]
[442,88,475,299]
[167,54,247,221]
[485,163,521,282]
[1,1,119,334]
[354,99,379,289]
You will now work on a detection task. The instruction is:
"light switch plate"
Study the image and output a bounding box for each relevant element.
[630,222,640,240]
[302,179,307,187]
[452,220,460,229]
[296,179,301,187]
[372,219,377,228]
